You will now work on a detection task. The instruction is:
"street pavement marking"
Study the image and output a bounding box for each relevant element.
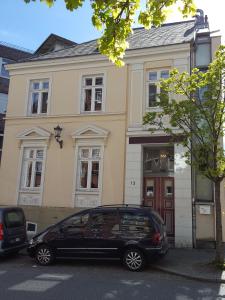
[36,273,73,281]
[9,280,60,292]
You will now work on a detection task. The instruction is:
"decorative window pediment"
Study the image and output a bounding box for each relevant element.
[72,125,109,143]
[16,127,51,141]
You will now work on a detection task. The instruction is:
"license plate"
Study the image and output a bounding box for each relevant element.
[15,237,21,242]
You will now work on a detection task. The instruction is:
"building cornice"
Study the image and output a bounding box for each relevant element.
[7,43,191,75]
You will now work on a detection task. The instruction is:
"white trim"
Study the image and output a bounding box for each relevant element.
[25,76,52,117]
[72,142,104,208]
[80,72,106,114]
[72,125,109,139]
[5,111,125,121]
[126,128,184,136]
[16,126,52,141]
[129,63,144,132]
[16,141,48,206]
[71,125,109,208]
[40,144,48,206]
[145,69,170,110]
[76,146,102,192]
[15,143,25,204]
[20,149,44,190]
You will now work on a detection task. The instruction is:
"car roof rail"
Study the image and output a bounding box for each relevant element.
[94,204,151,209]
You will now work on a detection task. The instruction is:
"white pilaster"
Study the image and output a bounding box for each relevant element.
[174,144,193,247]
[124,142,142,205]
[128,63,144,128]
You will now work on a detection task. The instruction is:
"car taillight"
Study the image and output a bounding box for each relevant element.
[0,223,4,241]
[153,232,161,245]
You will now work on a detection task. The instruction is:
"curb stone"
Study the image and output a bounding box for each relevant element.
[151,265,225,284]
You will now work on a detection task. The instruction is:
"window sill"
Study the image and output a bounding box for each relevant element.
[27,113,48,117]
[80,111,105,115]
[75,190,100,195]
[19,188,41,194]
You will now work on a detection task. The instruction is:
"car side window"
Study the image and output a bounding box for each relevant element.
[90,211,119,232]
[61,213,90,233]
[119,212,153,235]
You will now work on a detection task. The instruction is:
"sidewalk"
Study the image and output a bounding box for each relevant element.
[152,248,225,283]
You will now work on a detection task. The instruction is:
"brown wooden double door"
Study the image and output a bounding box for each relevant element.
[143,177,175,239]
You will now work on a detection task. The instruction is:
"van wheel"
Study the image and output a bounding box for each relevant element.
[123,248,145,271]
[35,245,54,266]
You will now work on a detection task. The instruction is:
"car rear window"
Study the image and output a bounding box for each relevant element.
[120,212,153,234]
[5,210,25,228]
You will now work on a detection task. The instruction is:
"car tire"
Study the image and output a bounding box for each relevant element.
[35,245,54,266]
[123,248,145,271]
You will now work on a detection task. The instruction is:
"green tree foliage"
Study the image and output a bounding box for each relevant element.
[143,46,225,264]
[24,0,196,66]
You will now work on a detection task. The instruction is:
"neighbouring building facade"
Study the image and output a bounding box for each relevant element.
[124,10,222,247]
[0,11,223,247]
[0,42,32,162]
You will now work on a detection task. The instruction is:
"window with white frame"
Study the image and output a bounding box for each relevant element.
[146,70,169,107]
[77,147,101,190]
[28,80,49,115]
[81,75,104,112]
[20,148,44,189]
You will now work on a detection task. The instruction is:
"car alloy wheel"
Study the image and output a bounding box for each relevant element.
[123,249,145,271]
[36,245,54,266]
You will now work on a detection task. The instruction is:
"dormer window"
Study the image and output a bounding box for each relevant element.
[81,75,104,113]
[28,79,49,115]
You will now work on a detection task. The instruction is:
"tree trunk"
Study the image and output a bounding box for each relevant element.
[215,180,224,264]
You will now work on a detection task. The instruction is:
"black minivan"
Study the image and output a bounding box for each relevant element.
[28,205,168,271]
[0,207,27,255]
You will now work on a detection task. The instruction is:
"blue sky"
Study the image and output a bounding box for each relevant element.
[0,0,224,53]
[0,0,101,52]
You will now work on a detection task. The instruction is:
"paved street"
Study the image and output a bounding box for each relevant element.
[0,254,224,300]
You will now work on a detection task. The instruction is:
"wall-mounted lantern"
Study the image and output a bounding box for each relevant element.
[54,125,63,149]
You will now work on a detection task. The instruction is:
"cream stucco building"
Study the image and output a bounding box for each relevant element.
[0,13,223,247]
